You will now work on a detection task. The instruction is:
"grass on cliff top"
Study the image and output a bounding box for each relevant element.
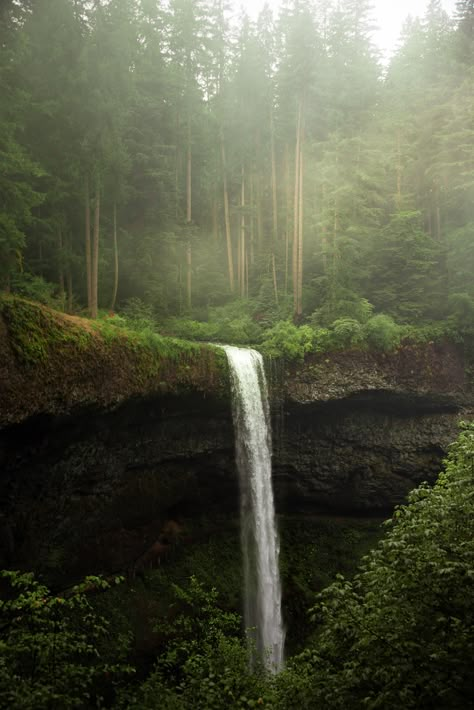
[0,295,227,378]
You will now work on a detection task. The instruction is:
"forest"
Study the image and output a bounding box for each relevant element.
[1,0,473,349]
[1,0,474,708]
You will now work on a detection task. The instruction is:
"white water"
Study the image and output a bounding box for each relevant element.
[223,345,285,671]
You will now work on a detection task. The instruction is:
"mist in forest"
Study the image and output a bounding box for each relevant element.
[1,0,473,339]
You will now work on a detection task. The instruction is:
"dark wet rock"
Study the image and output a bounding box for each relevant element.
[1,314,472,580]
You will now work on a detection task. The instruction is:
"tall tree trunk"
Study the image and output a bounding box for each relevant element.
[212,195,219,241]
[186,242,192,310]
[186,113,192,311]
[175,110,180,220]
[91,180,100,319]
[396,129,402,209]
[293,99,302,312]
[110,202,119,311]
[220,128,234,292]
[435,186,442,242]
[271,110,278,245]
[296,111,305,317]
[245,249,249,299]
[250,173,255,266]
[58,225,65,310]
[255,133,264,250]
[66,232,73,313]
[178,263,183,315]
[67,271,73,313]
[186,116,192,224]
[85,177,92,313]
[284,143,290,294]
[272,253,279,305]
[240,165,246,298]
[237,227,241,294]
[321,182,328,272]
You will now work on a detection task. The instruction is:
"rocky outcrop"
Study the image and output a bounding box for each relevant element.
[0,395,235,580]
[271,344,472,515]
[284,342,468,406]
[274,399,463,515]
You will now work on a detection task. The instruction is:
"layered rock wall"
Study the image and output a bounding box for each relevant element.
[0,298,472,579]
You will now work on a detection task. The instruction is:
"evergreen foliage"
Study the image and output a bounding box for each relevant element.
[0,572,132,709]
[2,425,474,707]
[274,421,474,709]
[0,0,471,342]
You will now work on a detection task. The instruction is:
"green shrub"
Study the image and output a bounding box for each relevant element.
[399,321,455,344]
[329,317,364,349]
[276,422,474,709]
[309,295,374,328]
[0,572,132,709]
[166,311,263,345]
[216,315,263,344]
[10,273,62,309]
[364,313,401,351]
[447,292,474,329]
[260,321,315,360]
[311,327,332,353]
[165,318,220,341]
[119,297,157,332]
[126,577,273,709]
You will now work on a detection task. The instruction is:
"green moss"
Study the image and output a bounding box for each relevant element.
[0,295,91,366]
[0,295,230,402]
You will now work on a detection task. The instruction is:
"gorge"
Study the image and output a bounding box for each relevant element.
[0,299,472,654]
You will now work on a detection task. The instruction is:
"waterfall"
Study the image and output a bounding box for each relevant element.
[223,345,285,671]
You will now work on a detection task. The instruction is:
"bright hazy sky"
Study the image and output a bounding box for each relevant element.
[234,0,457,59]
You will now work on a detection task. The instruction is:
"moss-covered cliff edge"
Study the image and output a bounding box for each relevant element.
[1,297,471,429]
[0,297,229,427]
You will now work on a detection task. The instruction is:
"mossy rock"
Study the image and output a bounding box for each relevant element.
[0,296,230,426]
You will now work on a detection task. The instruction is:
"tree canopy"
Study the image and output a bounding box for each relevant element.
[0,0,473,338]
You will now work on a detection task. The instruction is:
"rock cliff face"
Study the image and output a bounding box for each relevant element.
[0,395,235,579]
[274,400,460,515]
[284,343,468,406]
[273,344,471,515]
[0,299,471,579]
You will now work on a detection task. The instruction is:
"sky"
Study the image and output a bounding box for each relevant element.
[234,0,457,60]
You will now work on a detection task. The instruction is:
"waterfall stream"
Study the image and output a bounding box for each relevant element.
[223,345,285,671]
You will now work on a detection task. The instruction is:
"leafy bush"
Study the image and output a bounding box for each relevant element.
[399,320,455,344]
[447,292,474,329]
[275,422,474,709]
[309,294,374,328]
[166,309,263,345]
[216,315,263,344]
[0,572,132,709]
[252,279,294,328]
[10,273,62,308]
[364,313,401,351]
[165,318,220,341]
[329,317,364,349]
[119,297,157,332]
[260,321,315,360]
[311,327,332,353]
[126,577,273,709]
